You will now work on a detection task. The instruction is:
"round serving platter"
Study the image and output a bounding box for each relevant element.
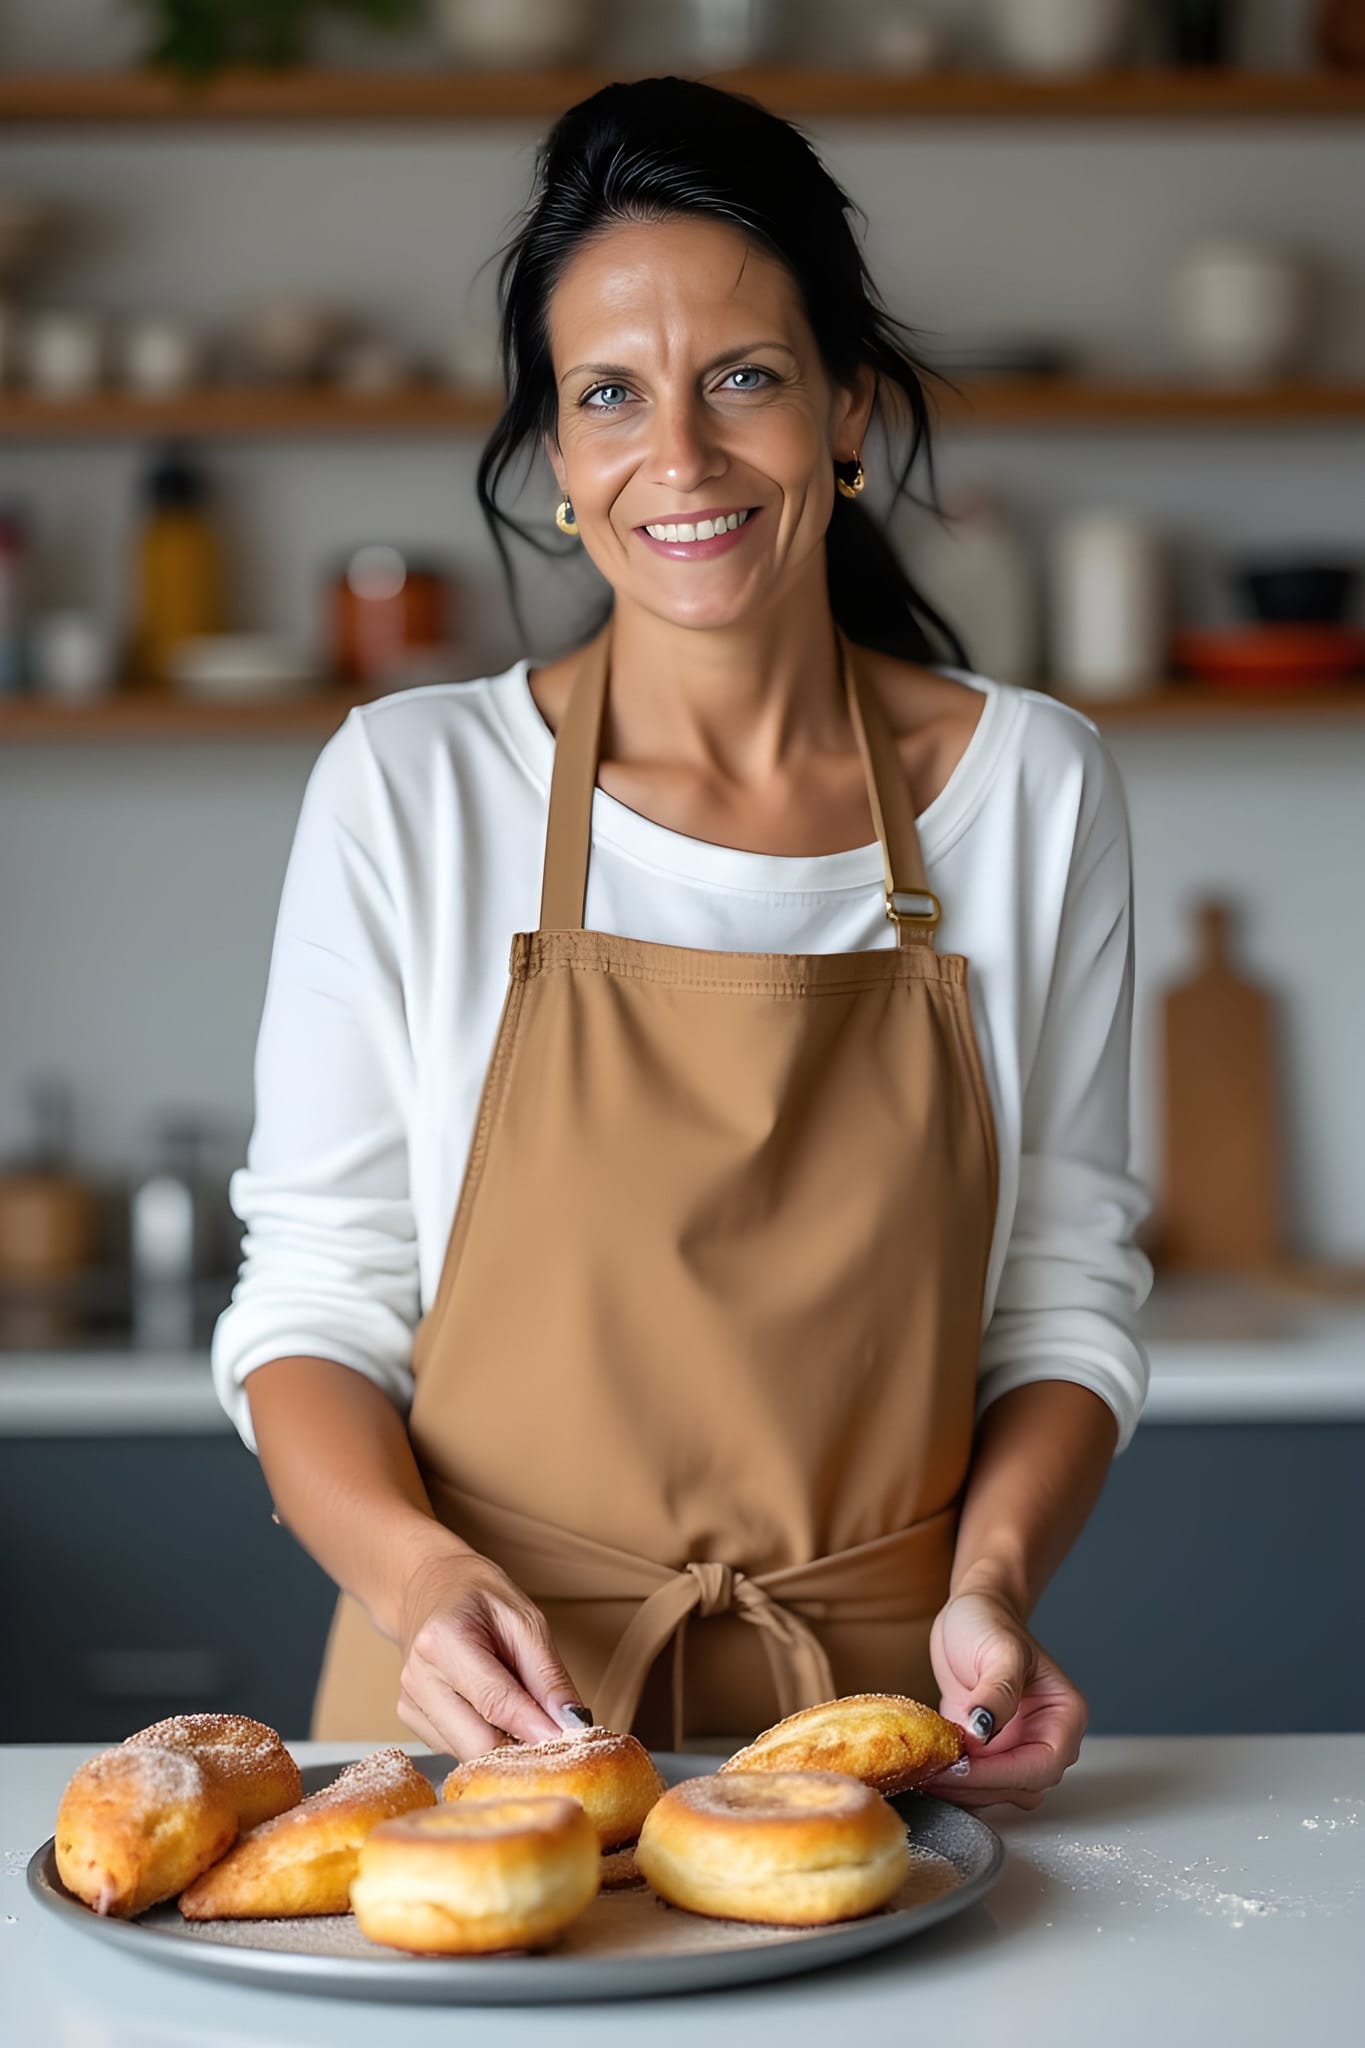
[28,1749,1003,2005]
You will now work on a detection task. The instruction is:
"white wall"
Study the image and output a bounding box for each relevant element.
[2,1,1363,1261]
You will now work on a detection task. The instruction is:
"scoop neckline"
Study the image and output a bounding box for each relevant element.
[492,650,1009,895]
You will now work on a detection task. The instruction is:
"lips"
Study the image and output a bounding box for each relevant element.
[635,506,761,561]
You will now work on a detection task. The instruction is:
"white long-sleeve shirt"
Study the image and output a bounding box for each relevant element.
[211,654,1154,1456]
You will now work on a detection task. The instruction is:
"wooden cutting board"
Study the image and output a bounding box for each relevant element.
[1159,897,1284,1272]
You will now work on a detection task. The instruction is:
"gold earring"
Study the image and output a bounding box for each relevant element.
[555,496,579,537]
[835,454,866,500]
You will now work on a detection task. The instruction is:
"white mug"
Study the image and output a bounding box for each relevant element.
[983,0,1134,73]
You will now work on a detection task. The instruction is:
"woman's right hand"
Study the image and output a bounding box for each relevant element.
[394,1542,593,1760]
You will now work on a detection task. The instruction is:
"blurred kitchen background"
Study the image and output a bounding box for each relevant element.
[2,0,1363,1743]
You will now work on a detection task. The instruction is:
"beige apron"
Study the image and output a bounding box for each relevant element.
[312,623,999,1751]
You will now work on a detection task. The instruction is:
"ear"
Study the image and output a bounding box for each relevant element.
[543,428,567,496]
[832,363,877,462]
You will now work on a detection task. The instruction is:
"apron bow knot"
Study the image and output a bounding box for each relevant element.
[593,1556,837,1751]
[686,1559,737,1618]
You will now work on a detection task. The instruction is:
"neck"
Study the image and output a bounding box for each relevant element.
[599,578,851,788]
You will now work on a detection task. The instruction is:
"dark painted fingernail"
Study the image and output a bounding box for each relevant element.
[968,1707,995,1742]
[557,1703,594,1728]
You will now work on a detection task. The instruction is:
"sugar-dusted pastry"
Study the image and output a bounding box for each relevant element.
[352,1794,601,1954]
[179,1747,435,1920]
[637,1769,909,1926]
[55,1745,238,1918]
[441,1726,662,1888]
[124,1712,302,1830]
[718,1692,965,1796]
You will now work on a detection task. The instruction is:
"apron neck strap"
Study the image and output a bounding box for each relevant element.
[538,620,940,949]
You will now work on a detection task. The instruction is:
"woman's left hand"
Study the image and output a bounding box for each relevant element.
[922,1588,1087,1810]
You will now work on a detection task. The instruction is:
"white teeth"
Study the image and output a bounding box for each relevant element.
[644,509,752,543]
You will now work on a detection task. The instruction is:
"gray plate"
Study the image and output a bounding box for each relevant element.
[28,1751,1003,2005]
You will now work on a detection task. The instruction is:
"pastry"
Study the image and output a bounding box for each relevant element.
[351,1794,601,1954]
[441,1726,662,1888]
[179,1747,435,1920]
[55,1745,238,1918]
[636,1769,909,1926]
[718,1691,965,1796]
[124,1712,302,1830]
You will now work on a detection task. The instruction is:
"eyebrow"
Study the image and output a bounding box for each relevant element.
[557,340,798,386]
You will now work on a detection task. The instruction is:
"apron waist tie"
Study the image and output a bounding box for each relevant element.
[421,1472,960,1753]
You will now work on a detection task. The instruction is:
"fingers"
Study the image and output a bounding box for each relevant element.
[491,1605,594,1735]
[398,1654,509,1761]
[433,1624,567,1746]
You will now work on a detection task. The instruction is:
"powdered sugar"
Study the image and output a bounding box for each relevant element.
[125,1714,284,1777]
[448,1728,641,1777]
[664,1770,872,1821]
[245,1749,427,1841]
[69,1746,206,1808]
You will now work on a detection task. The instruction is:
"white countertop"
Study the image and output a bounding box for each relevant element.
[1,1276,1362,1432]
[5,1736,1363,2048]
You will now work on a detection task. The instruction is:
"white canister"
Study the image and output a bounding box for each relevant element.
[1048,512,1165,699]
[24,310,103,397]
[435,0,600,66]
[983,0,1134,73]
[119,316,201,398]
[29,611,117,703]
[1167,238,1311,384]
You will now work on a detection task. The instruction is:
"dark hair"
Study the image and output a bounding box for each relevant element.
[476,75,971,671]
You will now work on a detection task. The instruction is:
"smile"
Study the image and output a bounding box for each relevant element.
[636,507,760,559]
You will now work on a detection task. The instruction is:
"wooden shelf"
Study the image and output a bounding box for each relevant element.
[0,385,499,439]
[2,65,1365,127]
[6,378,1365,442]
[2,682,1362,744]
[0,692,368,742]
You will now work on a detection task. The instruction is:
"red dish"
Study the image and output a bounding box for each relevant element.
[1171,625,1365,689]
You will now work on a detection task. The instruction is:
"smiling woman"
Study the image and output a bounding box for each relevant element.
[477,76,968,666]
[225,72,1153,1813]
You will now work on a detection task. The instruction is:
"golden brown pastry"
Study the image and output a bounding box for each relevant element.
[718,1692,965,1796]
[55,1745,238,1918]
[636,1769,909,1926]
[124,1712,302,1830]
[441,1726,662,1889]
[179,1747,435,1920]
[351,1794,601,1955]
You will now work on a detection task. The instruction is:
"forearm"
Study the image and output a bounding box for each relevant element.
[950,1380,1119,1615]
[246,1356,474,1644]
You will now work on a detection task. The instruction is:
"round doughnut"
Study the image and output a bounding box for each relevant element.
[441,1727,662,1887]
[636,1770,909,1926]
[124,1713,302,1830]
[718,1692,965,1796]
[351,1795,601,1955]
[179,1747,435,1920]
[56,1745,238,1918]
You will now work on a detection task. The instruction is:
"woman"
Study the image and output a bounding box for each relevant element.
[214,77,1153,1811]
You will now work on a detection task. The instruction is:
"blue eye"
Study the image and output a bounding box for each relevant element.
[583,383,629,410]
[721,366,772,391]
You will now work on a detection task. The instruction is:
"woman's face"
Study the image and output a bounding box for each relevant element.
[545,216,873,632]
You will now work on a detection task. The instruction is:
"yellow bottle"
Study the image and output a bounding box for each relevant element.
[129,448,224,691]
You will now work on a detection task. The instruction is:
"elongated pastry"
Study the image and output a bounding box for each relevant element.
[179,1747,435,1920]
[56,1745,238,1918]
[441,1727,662,1888]
[637,1769,909,1926]
[352,1795,601,1954]
[124,1712,302,1830]
[718,1692,965,1796]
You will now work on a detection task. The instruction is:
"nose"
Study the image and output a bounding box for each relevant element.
[648,394,727,495]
